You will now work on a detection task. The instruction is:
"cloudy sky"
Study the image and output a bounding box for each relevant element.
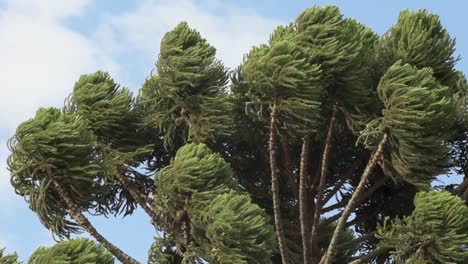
[0,0,467,262]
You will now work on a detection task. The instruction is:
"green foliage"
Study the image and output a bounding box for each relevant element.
[294,6,380,128]
[0,248,21,264]
[139,22,232,149]
[28,238,114,264]
[155,143,238,211]
[360,62,459,187]
[7,108,107,238]
[148,237,183,264]
[242,30,323,139]
[153,143,275,263]
[378,9,458,86]
[377,191,468,263]
[66,71,150,163]
[187,190,275,264]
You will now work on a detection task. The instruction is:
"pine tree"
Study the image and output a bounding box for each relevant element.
[151,143,275,263]
[7,5,468,264]
[28,238,114,264]
[7,108,139,264]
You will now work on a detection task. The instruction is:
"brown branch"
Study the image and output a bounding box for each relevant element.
[321,133,388,264]
[310,107,337,253]
[269,104,289,264]
[299,135,312,264]
[52,179,140,264]
[322,155,365,206]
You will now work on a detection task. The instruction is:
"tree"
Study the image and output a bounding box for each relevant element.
[7,5,468,264]
[7,108,139,264]
[28,238,114,264]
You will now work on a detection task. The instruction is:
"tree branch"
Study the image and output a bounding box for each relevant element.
[269,104,289,264]
[321,133,388,264]
[299,135,312,264]
[310,107,337,255]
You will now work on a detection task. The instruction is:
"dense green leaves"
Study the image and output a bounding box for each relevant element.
[28,238,114,264]
[360,62,459,186]
[188,191,275,264]
[139,22,232,149]
[377,191,468,263]
[378,10,459,86]
[0,248,21,264]
[7,108,107,238]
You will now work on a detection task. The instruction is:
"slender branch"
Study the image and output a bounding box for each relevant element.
[269,104,289,264]
[51,179,140,264]
[322,155,365,206]
[322,199,347,214]
[321,133,388,264]
[310,107,337,250]
[349,247,389,264]
[299,135,311,264]
[337,232,375,250]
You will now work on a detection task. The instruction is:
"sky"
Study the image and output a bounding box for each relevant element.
[0,0,467,262]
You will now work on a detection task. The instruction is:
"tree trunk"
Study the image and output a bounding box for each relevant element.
[299,135,311,264]
[51,179,140,264]
[310,107,337,258]
[269,104,289,264]
[321,133,388,264]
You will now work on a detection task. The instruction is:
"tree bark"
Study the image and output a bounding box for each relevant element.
[269,104,289,264]
[281,141,298,199]
[321,133,388,264]
[51,179,140,264]
[310,108,337,256]
[299,136,311,264]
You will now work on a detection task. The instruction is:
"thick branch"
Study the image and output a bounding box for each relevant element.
[321,133,388,264]
[299,136,311,264]
[310,108,337,252]
[269,104,289,264]
[51,179,140,264]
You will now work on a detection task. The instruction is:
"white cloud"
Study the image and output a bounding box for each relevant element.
[2,0,90,21]
[94,0,281,87]
[0,0,280,260]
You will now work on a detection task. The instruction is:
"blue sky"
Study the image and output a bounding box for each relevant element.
[0,0,467,262]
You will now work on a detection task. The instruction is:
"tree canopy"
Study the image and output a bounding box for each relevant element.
[6,5,468,264]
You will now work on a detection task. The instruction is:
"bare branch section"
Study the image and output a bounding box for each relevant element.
[269,105,289,264]
[322,133,388,264]
[299,135,311,264]
[52,179,140,264]
[310,107,338,253]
